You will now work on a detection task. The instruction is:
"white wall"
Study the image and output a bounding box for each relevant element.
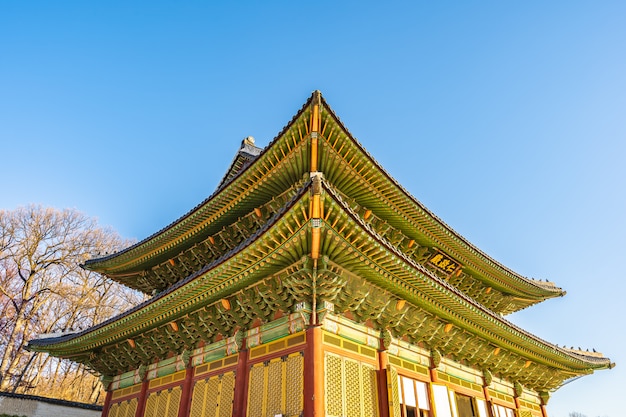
[0,395,101,417]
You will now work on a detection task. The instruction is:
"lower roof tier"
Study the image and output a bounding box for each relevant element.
[28,178,612,393]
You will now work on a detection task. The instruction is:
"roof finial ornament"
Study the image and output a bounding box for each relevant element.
[312,90,322,106]
[243,136,255,146]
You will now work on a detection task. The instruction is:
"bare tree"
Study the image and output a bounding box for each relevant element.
[0,206,143,402]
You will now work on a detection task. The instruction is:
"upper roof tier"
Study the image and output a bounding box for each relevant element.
[83,91,564,314]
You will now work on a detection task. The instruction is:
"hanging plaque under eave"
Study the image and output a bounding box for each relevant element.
[428,251,461,275]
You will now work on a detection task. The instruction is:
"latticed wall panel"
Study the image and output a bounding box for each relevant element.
[266,359,283,416]
[248,363,265,417]
[143,386,182,417]
[108,398,138,417]
[324,352,379,417]
[246,352,304,417]
[219,371,235,417]
[386,366,401,417]
[345,359,362,417]
[285,353,304,416]
[326,354,344,417]
[189,370,235,417]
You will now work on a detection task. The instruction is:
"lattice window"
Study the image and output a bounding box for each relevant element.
[144,391,157,417]
[108,403,118,417]
[127,398,138,417]
[248,363,265,417]
[266,359,283,416]
[345,359,361,417]
[108,402,119,417]
[189,370,235,417]
[326,354,344,417]
[386,366,401,417]
[324,352,379,417]
[246,352,304,417]
[361,362,377,417]
[219,372,235,417]
[144,386,182,417]
[285,353,304,415]
[109,397,138,417]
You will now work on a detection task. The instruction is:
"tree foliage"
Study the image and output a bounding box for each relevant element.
[0,206,143,403]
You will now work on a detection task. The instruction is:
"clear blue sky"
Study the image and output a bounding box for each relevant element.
[1,2,625,416]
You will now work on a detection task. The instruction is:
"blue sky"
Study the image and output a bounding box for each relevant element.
[1,2,625,416]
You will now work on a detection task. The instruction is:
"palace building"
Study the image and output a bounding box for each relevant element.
[28,91,613,417]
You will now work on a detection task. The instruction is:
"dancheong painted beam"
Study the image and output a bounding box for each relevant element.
[28,91,613,417]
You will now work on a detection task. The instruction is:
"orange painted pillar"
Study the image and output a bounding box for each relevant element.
[233,349,249,417]
[177,366,194,417]
[427,356,439,417]
[100,388,113,417]
[429,367,438,383]
[304,326,324,417]
[540,404,549,417]
[377,350,390,417]
[514,397,522,413]
[134,379,149,417]
[482,386,495,417]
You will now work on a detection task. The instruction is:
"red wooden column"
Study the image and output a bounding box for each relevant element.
[304,325,324,417]
[233,348,249,417]
[377,350,390,417]
[134,379,149,417]
[429,366,439,383]
[426,351,440,417]
[482,386,495,417]
[514,397,522,414]
[100,388,113,417]
[538,391,550,417]
[177,366,194,417]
